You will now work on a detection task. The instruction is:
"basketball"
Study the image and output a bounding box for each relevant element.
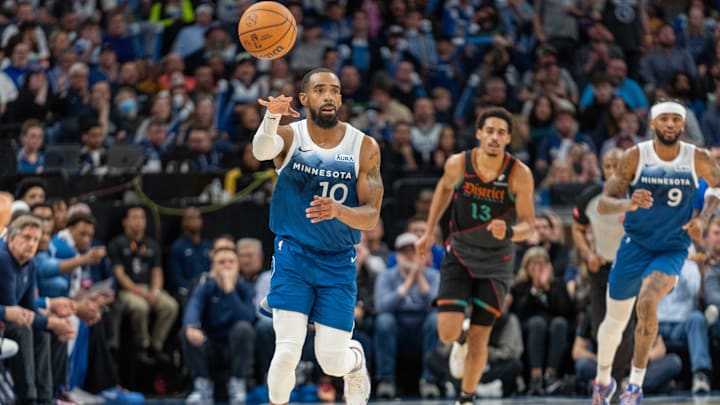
[237,1,297,60]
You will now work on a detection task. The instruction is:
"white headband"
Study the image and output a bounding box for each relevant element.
[650,101,686,120]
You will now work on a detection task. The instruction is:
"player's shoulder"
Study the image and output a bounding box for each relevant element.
[508,156,533,183]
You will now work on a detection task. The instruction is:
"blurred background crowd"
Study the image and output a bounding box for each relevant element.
[1,0,720,403]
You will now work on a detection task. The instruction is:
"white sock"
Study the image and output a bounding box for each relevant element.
[628,367,646,387]
[595,294,636,385]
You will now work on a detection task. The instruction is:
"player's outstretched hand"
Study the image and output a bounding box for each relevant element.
[257,95,300,117]
[307,195,341,223]
[683,217,704,241]
[629,189,653,210]
[487,219,507,240]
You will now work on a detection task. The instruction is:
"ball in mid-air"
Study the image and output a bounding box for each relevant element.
[237,1,297,60]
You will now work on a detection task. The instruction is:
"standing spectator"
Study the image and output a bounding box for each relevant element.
[533,0,583,67]
[374,232,440,399]
[641,24,697,89]
[169,207,212,305]
[182,247,255,405]
[109,206,178,364]
[701,84,720,145]
[171,4,214,59]
[410,98,443,166]
[657,259,712,393]
[591,2,646,81]
[16,119,45,174]
[510,247,574,395]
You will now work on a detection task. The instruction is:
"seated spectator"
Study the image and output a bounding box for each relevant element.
[516,211,570,278]
[16,119,45,174]
[5,66,67,125]
[14,176,46,206]
[364,219,391,264]
[704,216,720,349]
[387,215,444,271]
[657,258,712,393]
[431,125,459,172]
[600,112,644,158]
[186,126,221,172]
[374,232,440,399]
[510,247,574,395]
[573,309,681,394]
[79,120,108,175]
[382,121,421,180]
[1,215,76,404]
[169,207,211,304]
[109,206,179,364]
[536,108,595,179]
[138,118,169,173]
[182,247,255,405]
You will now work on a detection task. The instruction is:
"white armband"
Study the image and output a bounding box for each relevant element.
[705,187,720,200]
[252,111,285,161]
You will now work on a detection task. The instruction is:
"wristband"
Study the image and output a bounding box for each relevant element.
[505,226,514,240]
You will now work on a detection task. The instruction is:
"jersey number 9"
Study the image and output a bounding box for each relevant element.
[667,187,682,207]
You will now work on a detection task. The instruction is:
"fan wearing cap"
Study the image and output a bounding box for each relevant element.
[589,98,720,405]
[415,107,535,405]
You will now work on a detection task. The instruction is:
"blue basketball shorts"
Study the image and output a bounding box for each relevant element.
[608,235,686,300]
[267,236,357,332]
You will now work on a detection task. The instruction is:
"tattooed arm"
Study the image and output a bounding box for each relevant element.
[597,147,649,214]
[305,136,384,230]
[694,148,720,225]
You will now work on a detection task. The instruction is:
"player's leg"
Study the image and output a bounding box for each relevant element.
[457,279,506,403]
[435,253,473,381]
[267,309,309,405]
[266,239,315,405]
[312,255,369,405]
[592,238,649,404]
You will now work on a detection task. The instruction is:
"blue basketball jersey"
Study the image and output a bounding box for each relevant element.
[623,140,698,252]
[269,120,365,253]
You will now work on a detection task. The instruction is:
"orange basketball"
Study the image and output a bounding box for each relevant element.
[237,1,297,60]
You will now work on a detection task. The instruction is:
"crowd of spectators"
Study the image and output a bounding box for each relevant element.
[1,0,720,403]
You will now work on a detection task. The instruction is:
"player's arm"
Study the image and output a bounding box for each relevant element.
[694,148,720,226]
[252,95,299,166]
[508,162,535,242]
[415,153,463,259]
[306,136,383,230]
[597,147,646,214]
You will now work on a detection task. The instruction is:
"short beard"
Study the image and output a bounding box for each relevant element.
[654,128,681,146]
[310,108,339,129]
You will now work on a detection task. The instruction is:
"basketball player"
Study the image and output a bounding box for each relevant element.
[252,67,381,405]
[415,107,535,405]
[591,99,720,405]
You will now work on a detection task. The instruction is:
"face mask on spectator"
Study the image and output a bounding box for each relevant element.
[119,98,138,116]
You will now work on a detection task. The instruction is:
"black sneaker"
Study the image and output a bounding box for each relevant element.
[455,391,474,405]
[544,373,562,395]
[527,376,545,396]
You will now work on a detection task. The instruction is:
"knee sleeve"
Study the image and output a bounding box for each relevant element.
[314,323,356,377]
[268,310,308,404]
[597,294,635,367]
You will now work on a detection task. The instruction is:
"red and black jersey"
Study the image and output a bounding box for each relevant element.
[448,148,518,251]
